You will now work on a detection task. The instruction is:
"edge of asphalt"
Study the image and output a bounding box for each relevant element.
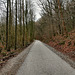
[0,41,35,75]
[43,42,75,69]
[0,40,75,75]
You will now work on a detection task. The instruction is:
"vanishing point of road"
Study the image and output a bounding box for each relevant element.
[16,40,75,75]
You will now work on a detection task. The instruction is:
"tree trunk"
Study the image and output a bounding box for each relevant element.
[15,0,17,50]
[6,0,9,50]
[22,0,25,46]
[8,0,12,51]
[57,0,67,35]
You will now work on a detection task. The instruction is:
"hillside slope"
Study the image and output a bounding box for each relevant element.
[48,30,75,61]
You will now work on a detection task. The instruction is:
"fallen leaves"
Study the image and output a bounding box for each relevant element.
[48,30,75,61]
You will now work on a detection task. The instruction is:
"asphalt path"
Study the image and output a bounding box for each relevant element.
[16,40,75,75]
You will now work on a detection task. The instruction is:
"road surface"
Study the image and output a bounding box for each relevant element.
[16,40,75,75]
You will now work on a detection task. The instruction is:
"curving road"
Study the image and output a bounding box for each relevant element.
[16,40,75,75]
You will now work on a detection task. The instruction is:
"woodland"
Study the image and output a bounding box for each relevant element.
[0,0,75,68]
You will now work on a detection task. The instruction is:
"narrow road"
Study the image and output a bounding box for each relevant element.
[16,40,75,75]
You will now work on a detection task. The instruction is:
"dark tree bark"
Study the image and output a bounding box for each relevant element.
[25,0,28,46]
[6,0,9,50]
[15,0,17,50]
[22,0,25,46]
[20,0,22,44]
[57,0,67,35]
[8,0,12,51]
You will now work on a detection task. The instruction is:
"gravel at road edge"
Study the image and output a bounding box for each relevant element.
[44,43,75,69]
[0,42,34,75]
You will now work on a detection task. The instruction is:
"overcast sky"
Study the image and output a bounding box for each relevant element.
[0,0,41,21]
[32,0,41,21]
[0,0,72,22]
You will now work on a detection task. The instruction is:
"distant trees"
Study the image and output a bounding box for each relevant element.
[36,0,75,42]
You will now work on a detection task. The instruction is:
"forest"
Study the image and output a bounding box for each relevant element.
[0,0,35,50]
[35,0,75,61]
[0,0,35,67]
[0,0,75,68]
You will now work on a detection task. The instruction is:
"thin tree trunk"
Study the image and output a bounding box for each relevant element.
[57,0,67,35]
[22,0,25,46]
[6,0,9,50]
[8,0,12,51]
[20,0,22,46]
[25,0,28,46]
[15,0,17,50]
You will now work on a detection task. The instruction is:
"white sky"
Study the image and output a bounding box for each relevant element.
[0,0,41,21]
[0,0,71,21]
[32,0,41,21]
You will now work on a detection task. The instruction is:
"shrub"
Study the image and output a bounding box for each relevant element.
[10,51,14,54]
[0,47,2,53]
[1,52,7,56]
[59,41,65,45]
[68,41,71,46]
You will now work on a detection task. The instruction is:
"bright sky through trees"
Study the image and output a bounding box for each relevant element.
[0,0,41,21]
